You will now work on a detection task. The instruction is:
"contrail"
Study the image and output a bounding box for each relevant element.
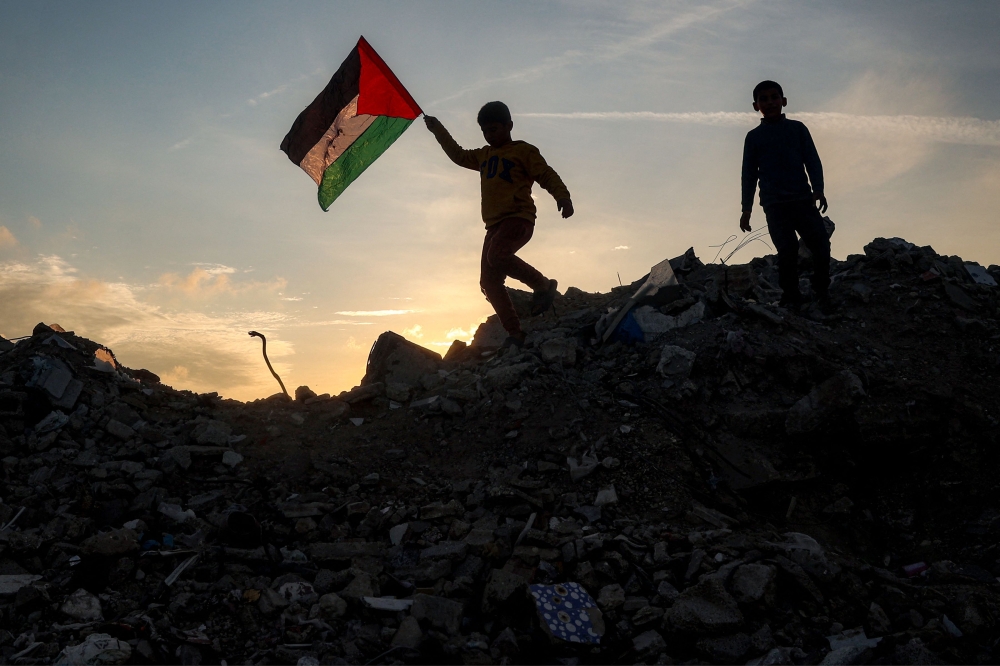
[518,111,1000,147]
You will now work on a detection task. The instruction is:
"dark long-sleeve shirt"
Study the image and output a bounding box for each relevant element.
[741,115,824,212]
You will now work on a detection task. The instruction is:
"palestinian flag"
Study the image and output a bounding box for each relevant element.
[280,36,421,211]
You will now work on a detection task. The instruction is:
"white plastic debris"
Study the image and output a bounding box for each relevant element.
[826,627,882,651]
[55,633,131,665]
[363,596,413,612]
[158,502,195,523]
[567,454,599,482]
[965,263,997,286]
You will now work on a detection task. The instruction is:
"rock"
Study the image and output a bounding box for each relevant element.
[785,370,865,435]
[420,499,463,520]
[222,450,244,467]
[663,577,743,634]
[730,563,777,604]
[392,615,423,649]
[944,282,978,311]
[697,632,751,663]
[481,569,528,615]
[635,301,705,335]
[385,381,411,402]
[594,485,618,507]
[420,541,468,561]
[0,574,42,596]
[60,587,103,621]
[632,629,666,656]
[749,647,807,665]
[485,362,534,390]
[540,337,577,366]
[892,638,941,665]
[192,419,231,445]
[364,331,441,389]
[80,528,138,556]
[308,541,382,561]
[597,583,625,610]
[819,646,873,665]
[657,345,696,379]
[411,593,464,635]
[339,572,377,600]
[315,593,347,619]
[105,419,135,440]
[867,601,891,635]
[471,315,507,348]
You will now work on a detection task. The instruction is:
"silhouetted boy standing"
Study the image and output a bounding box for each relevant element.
[425,101,572,345]
[740,80,830,309]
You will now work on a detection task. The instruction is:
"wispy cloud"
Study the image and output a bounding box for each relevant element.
[335,309,416,316]
[168,138,191,152]
[432,1,746,104]
[247,85,287,106]
[0,226,18,250]
[519,111,1000,147]
[614,245,630,251]
[157,267,285,297]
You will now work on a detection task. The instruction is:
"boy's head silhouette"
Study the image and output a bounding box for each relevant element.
[477,101,514,147]
[752,80,786,120]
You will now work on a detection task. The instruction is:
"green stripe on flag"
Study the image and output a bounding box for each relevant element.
[318,116,413,210]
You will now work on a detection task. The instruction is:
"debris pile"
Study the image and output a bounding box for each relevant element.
[1,238,999,665]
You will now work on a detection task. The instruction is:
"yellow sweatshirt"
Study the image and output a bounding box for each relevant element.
[432,128,571,227]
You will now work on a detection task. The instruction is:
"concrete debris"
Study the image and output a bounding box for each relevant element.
[0,237,998,664]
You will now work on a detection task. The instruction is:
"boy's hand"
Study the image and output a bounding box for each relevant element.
[423,115,443,133]
[557,198,574,219]
[740,211,752,232]
[814,192,828,214]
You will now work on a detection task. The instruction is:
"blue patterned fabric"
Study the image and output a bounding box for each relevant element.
[529,582,602,644]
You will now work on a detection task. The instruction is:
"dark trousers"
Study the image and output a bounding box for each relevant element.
[764,199,830,301]
[480,217,548,335]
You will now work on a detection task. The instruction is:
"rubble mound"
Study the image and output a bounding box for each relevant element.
[1,239,999,665]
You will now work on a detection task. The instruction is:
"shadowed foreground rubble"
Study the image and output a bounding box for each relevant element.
[1,238,999,665]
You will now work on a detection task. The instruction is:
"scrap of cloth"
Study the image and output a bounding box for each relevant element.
[280,36,421,211]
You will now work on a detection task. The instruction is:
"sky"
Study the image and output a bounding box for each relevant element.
[1,1,998,400]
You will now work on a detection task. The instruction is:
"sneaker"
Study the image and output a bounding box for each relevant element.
[531,279,559,316]
[778,293,802,312]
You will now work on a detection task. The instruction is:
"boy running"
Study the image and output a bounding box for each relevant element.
[424,101,572,346]
[740,80,831,310]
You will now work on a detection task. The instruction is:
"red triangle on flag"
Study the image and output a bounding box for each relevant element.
[357,37,422,120]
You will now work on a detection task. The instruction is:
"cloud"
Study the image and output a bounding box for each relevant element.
[432,1,746,104]
[334,309,416,316]
[0,254,292,398]
[247,84,288,106]
[0,226,17,250]
[614,245,630,250]
[403,324,424,338]
[168,138,191,152]
[28,216,42,229]
[518,111,1000,147]
[157,267,285,297]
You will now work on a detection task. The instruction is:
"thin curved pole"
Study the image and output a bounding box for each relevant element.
[248,331,289,398]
